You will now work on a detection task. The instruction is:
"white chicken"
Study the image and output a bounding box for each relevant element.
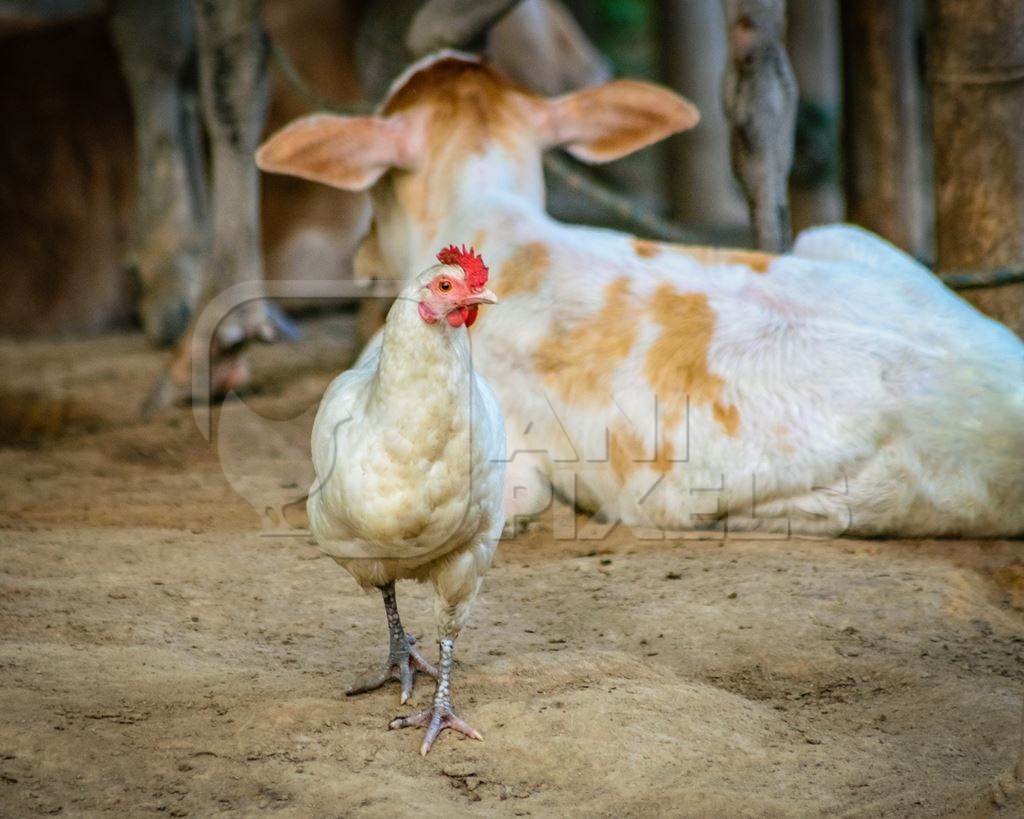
[307,245,505,754]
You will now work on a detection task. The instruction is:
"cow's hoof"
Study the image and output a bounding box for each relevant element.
[140,292,192,347]
[137,253,200,346]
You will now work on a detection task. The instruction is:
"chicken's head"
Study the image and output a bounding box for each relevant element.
[417,245,497,328]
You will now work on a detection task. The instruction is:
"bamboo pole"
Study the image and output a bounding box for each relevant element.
[660,0,749,236]
[926,0,1024,334]
[787,0,842,233]
[841,0,929,258]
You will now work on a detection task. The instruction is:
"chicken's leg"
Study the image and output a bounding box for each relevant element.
[346,582,437,704]
[389,547,490,754]
[389,635,483,755]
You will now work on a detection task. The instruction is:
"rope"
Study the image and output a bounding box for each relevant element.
[929,65,1024,86]
[540,153,705,244]
[267,37,370,116]
[935,267,1024,290]
[267,37,1024,291]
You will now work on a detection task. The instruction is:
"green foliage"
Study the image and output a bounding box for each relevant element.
[792,99,839,188]
[572,0,657,80]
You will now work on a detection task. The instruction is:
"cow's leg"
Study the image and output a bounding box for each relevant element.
[109,0,205,345]
[144,0,274,411]
[192,0,274,350]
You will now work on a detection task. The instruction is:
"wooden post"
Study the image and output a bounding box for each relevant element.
[926,0,1024,334]
[660,0,749,238]
[841,0,929,257]
[787,0,842,233]
[721,0,798,252]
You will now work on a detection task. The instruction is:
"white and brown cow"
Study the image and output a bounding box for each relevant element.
[258,52,1024,538]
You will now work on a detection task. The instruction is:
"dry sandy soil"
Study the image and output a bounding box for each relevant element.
[1,317,1023,817]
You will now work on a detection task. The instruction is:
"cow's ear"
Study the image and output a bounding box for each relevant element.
[256,113,418,192]
[539,80,699,164]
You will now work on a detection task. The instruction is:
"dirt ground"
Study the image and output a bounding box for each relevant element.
[1,316,1023,817]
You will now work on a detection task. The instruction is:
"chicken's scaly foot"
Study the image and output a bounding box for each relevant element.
[388,636,482,755]
[346,634,438,704]
[389,701,483,756]
[345,583,437,704]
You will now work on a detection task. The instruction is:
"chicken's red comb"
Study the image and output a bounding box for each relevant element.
[437,244,488,290]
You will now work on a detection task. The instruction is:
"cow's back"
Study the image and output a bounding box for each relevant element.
[466,209,1023,537]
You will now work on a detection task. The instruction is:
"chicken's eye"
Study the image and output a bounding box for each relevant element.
[438,279,453,292]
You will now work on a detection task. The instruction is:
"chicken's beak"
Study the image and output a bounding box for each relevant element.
[464,287,498,306]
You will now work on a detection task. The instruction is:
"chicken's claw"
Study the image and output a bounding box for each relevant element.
[346,635,438,704]
[388,702,483,756]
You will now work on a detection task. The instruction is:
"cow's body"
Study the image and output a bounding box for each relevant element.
[260,52,1024,537]
[361,190,1024,537]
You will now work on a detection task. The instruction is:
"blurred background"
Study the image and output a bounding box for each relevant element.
[1,9,1023,811]
[0,0,1021,343]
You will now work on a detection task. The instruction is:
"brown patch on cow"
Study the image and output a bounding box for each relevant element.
[713,403,741,437]
[646,284,741,437]
[382,58,532,163]
[723,249,774,273]
[534,277,636,405]
[679,245,776,273]
[609,419,677,483]
[494,242,550,298]
[630,239,779,273]
[381,58,538,238]
[651,433,676,473]
[645,241,777,274]
[382,58,530,119]
[609,422,643,482]
[632,238,661,259]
